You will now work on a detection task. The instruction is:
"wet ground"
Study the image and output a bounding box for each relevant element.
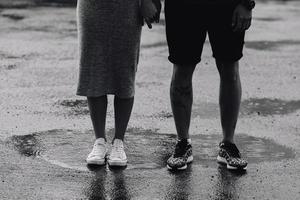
[0,0,300,200]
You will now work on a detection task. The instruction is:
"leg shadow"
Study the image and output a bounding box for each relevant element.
[214,165,247,200]
[85,165,130,200]
[164,166,193,200]
[108,166,131,200]
[85,165,108,200]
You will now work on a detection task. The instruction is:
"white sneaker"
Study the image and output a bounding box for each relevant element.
[108,139,127,166]
[86,138,108,165]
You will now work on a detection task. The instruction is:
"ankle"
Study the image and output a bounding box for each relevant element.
[221,139,234,145]
[95,137,106,142]
[178,137,192,144]
[113,137,124,142]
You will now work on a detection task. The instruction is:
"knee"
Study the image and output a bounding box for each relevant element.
[170,64,195,101]
[170,81,193,99]
[217,61,240,83]
[223,71,240,83]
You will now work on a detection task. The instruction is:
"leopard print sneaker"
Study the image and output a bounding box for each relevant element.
[217,142,247,170]
[167,139,193,170]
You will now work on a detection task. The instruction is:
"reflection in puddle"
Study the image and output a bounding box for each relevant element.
[164,166,193,200]
[84,166,131,200]
[213,166,247,200]
[6,128,295,171]
[85,167,108,200]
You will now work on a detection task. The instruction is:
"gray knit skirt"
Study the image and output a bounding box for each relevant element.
[76,0,142,98]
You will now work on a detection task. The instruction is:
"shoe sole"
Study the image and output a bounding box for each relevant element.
[86,159,106,166]
[108,160,127,167]
[167,155,193,170]
[217,155,247,170]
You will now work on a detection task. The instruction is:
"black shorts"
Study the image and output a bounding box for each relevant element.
[165,0,245,65]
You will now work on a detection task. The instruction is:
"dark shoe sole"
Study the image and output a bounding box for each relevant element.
[108,159,127,167]
[217,155,247,170]
[167,155,193,170]
[86,159,106,166]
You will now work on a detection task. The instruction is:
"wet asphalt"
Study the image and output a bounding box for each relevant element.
[0,1,300,200]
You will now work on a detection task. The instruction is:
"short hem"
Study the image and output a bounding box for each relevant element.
[168,56,201,66]
[76,91,135,99]
[213,54,243,62]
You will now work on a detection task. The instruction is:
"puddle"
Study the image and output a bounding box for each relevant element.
[1,13,25,21]
[254,17,282,22]
[37,0,77,6]
[56,99,89,116]
[241,98,300,116]
[0,64,17,70]
[0,51,38,61]
[136,81,163,88]
[156,98,300,119]
[6,128,295,171]
[141,41,167,49]
[0,51,22,59]
[245,40,300,51]
[9,25,77,38]
[0,0,76,8]
[6,133,43,157]
[59,99,87,107]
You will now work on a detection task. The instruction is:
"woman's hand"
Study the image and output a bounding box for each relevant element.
[141,0,158,29]
[232,4,252,32]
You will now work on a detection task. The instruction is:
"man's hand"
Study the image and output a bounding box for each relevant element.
[232,4,252,32]
[141,0,158,29]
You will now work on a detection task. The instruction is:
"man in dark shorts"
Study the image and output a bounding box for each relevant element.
[165,0,255,170]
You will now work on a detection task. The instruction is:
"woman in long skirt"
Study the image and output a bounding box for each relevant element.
[77,0,159,166]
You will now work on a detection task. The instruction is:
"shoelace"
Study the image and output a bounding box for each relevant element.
[174,140,188,158]
[111,145,124,158]
[222,143,241,158]
[91,143,106,155]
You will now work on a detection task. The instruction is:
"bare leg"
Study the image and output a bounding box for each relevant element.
[114,96,134,141]
[87,96,108,140]
[170,64,196,139]
[216,60,241,144]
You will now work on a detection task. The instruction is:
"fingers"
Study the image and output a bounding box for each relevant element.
[145,13,159,29]
[232,11,238,28]
[233,17,242,32]
[155,12,161,23]
[243,20,250,30]
[142,2,160,29]
[245,19,252,30]
[145,18,152,29]
[233,17,252,32]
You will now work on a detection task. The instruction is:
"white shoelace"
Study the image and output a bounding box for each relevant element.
[111,144,124,158]
[90,143,106,156]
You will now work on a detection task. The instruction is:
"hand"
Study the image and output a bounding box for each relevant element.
[152,0,162,23]
[141,0,158,29]
[232,4,252,32]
